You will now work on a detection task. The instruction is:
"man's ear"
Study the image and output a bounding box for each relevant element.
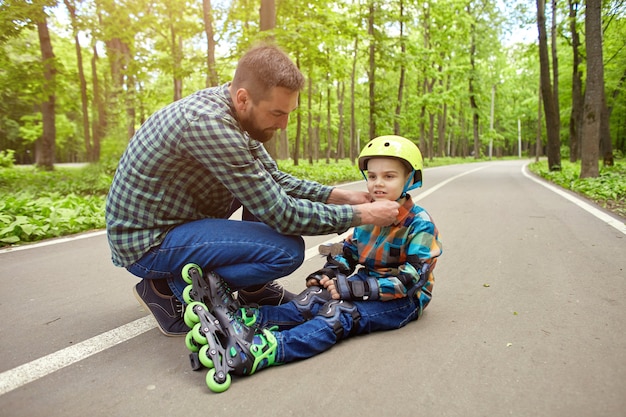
[234,88,250,111]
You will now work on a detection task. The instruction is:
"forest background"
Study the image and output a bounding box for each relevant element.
[0,0,625,246]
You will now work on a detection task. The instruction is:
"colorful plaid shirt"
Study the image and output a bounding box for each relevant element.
[105,84,354,267]
[329,195,442,305]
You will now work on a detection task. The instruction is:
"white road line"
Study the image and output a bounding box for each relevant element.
[522,164,626,236]
[0,316,156,396]
[0,230,107,254]
[0,164,489,396]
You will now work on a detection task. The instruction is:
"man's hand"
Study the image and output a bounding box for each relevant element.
[351,200,399,227]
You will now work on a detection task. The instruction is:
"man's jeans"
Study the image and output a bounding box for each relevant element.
[127,218,305,301]
[258,294,421,363]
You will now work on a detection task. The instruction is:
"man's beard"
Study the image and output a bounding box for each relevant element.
[240,116,276,143]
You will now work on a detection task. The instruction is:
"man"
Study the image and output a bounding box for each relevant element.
[105,43,399,336]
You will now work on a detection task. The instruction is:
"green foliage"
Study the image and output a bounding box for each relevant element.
[278,159,362,185]
[0,193,104,244]
[0,164,113,246]
[529,159,626,218]
[2,155,622,248]
[0,149,15,168]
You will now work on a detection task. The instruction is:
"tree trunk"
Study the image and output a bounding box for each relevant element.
[437,70,448,157]
[336,81,345,161]
[537,0,561,170]
[171,23,183,101]
[468,5,480,159]
[260,0,276,32]
[368,1,376,141]
[568,0,583,162]
[350,37,358,162]
[36,15,56,170]
[551,0,561,134]
[65,0,93,162]
[326,83,331,164]
[394,0,405,136]
[278,129,289,159]
[202,0,219,87]
[91,43,104,161]
[580,0,603,178]
[536,81,543,161]
[260,0,277,158]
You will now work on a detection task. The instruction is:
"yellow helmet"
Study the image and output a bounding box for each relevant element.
[358,135,423,190]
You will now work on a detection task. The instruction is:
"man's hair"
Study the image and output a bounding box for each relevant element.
[232,43,305,103]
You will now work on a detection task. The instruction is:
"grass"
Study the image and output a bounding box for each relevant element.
[527,159,626,219]
[1,155,623,247]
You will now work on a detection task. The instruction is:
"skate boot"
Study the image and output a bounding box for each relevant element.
[184,302,278,393]
[181,263,240,315]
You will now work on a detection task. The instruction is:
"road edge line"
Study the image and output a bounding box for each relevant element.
[0,316,156,396]
[522,163,626,236]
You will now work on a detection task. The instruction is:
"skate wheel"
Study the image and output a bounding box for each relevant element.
[192,323,208,345]
[184,301,204,327]
[182,263,202,284]
[185,331,200,353]
[206,369,231,393]
[198,344,215,369]
[183,285,194,304]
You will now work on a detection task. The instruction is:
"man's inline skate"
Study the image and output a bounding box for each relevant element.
[181,263,278,393]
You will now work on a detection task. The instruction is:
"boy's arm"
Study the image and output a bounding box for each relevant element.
[320,220,442,301]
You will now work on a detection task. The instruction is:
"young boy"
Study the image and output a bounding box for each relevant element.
[183,135,442,392]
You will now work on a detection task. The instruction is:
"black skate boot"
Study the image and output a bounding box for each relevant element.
[184,302,278,393]
[181,263,240,316]
[237,280,297,306]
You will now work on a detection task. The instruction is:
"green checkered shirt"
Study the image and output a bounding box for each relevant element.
[105,84,353,267]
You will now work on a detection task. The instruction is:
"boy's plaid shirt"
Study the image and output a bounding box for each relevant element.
[335,195,442,303]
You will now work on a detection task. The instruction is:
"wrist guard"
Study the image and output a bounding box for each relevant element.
[335,275,379,301]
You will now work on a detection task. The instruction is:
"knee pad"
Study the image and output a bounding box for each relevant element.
[293,286,332,320]
[318,300,361,341]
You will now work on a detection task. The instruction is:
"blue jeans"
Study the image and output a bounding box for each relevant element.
[126,218,305,301]
[258,294,422,363]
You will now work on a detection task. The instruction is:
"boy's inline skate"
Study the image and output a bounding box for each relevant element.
[181,263,278,393]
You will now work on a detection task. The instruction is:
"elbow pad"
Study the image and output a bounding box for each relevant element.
[335,275,379,301]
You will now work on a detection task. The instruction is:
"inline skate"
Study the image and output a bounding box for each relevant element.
[181,263,277,393]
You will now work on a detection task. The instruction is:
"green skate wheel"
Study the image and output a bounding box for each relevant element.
[192,322,208,345]
[182,263,202,284]
[184,301,204,327]
[185,331,200,353]
[198,344,215,369]
[183,285,194,304]
[206,369,231,393]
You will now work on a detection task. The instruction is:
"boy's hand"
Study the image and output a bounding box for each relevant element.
[319,276,341,299]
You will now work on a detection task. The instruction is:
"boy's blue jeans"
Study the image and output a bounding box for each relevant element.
[258,293,422,363]
[126,218,305,301]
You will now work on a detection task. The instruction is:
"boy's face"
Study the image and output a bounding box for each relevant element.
[365,157,412,202]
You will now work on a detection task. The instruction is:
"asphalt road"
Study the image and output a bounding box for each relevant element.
[1,160,624,417]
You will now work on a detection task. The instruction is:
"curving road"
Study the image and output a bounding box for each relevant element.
[1,159,624,417]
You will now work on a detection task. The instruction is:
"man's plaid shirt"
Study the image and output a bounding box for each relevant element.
[105,84,353,267]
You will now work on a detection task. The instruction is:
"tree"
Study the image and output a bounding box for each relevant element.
[580,0,603,178]
[64,0,93,161]
[467,3,481,159]
[35,8,57,170]
[537,0,561,170]
[568,0,583,162]
[203,0,219,87]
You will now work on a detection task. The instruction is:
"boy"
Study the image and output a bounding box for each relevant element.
[183,135,442,392]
